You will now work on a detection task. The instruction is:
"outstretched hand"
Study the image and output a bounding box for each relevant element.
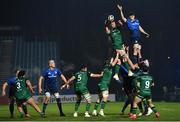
[61,84,70,90]
[117,5,122,11]
[146,33,150,38]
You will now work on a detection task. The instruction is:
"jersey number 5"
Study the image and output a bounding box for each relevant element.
[77,74,82,81]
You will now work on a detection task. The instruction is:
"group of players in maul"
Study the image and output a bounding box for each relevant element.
[1,5,160,120]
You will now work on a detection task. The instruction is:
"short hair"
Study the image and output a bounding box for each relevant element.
[17,70,26,78]
[14,69,19,74]
[129,12,135,16]
[48,60,55,65]
[79,64,88,70]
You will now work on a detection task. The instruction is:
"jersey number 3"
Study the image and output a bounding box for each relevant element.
[16,82,21,90]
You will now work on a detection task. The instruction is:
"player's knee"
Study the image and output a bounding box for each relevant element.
[96,99,100,103]
[54,92,60,99]
[10,98,15,104]
[102,90,109,99]
[117,59,121,65]
[45,92,51,98]
[84,93,91,103]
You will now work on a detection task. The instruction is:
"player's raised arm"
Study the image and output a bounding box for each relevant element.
[38,76,44,94]
[117,5,127,22]
[2,82,8,96]
[139,25,150,38]
[105,26,111,34]
[26,80,35,94]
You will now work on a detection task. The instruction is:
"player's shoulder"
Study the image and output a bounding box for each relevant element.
[7,76,17,83]
[54,67,61,71]
[43,68,50,72]
[135,18,139,21]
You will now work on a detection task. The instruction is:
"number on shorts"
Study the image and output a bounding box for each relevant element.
[145,81,150,88]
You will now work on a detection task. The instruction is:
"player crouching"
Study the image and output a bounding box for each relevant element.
[130,60,160,119]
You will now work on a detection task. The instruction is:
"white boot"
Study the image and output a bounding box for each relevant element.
[85,112,91,117]
[146,107,153,116]
[128,70,134,76]
[113,74,120,81]
[92,110,97,116]
[73,112,78,117]
[138,112,143,116]
[99,110,105,117]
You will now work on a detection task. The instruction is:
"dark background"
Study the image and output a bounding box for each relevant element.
[0,0,180,100]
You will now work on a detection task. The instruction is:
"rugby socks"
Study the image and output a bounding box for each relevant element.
[42,103,48,113]
[122,99,130,113]
[143,101,149,113]
[22,104,28,115]
[123,61,130,71]
[86,103,91,112]
[19,112,24,118]
[56,98,64,115]
[75,100,81,112]
[94,102,100,110]
[100,101,106,110]
[115,64,120,74]
[151,106,158,113]
[137,102,143,113]
[131,107,137,114]
[9,103,14,117]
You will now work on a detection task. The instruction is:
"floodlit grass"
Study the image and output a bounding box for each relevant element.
[0,102,180,121]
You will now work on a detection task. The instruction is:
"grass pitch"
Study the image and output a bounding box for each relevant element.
[0,102,180,121]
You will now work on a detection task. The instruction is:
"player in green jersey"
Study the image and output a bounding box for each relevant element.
[61,64,102,117]
[1,69,29,118]
[13,70,45,118]
[130,61,160,119]
[105,15,134,81]
[92,59,114,117]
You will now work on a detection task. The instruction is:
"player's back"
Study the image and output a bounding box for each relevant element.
[74,71,89,88]
[138,73,153,94]
[14,77,30,100]
[100,66,112,84]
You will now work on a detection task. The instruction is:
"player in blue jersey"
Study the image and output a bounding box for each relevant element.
[38,60,68,116]
[2,69,29,118]
[117,5,150,64]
